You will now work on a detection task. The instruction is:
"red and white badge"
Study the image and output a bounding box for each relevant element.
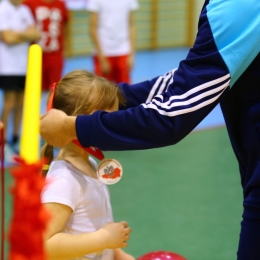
[97,158,123,185]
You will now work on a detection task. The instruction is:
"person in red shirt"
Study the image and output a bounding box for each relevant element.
[23,0,69,91]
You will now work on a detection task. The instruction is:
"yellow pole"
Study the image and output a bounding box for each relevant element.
[20,44,42,163]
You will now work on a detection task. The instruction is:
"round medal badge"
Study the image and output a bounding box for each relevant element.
[97,158,123,185]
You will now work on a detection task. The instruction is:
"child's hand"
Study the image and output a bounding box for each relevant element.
[114,248,136,260]
[99,221,131,249]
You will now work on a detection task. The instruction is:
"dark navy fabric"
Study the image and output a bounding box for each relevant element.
[221,53,260,259]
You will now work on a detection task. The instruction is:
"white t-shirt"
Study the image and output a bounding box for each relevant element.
[42,160,114,260]
[86,0,138,56]
[0,0,35,75]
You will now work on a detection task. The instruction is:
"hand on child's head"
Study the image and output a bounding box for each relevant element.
[40,109,76,147]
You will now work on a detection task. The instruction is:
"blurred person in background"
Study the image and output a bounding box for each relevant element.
[23,0,69,92]
[0,0,40,162]
[86,0,138,84]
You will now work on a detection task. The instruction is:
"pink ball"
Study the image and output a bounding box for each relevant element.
[137,250,187,260]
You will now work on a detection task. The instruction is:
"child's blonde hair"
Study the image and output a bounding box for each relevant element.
[41,70,125,174]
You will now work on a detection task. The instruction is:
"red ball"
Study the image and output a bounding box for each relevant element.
[137,250,187,260]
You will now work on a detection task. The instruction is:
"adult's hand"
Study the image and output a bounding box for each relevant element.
[40,109,77,148]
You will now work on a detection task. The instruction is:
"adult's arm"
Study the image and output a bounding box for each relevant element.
[118,70,176,110]
[40,0,260,150]
[75,0,260,151]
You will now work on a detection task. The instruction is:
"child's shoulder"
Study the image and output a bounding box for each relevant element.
[48,160,85,183]
[47,160,100,190]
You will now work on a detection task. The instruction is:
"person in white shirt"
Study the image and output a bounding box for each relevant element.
[41,70,134,260]
[86,0,138,84]
[0,0,40,161]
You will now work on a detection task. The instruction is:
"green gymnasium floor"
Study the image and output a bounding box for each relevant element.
[3,126,243,260]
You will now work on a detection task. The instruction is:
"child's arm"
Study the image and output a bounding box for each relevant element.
[44,202,131,260]
[114,248,136,260]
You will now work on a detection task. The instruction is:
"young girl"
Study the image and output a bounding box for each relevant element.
[41,70,134,260]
